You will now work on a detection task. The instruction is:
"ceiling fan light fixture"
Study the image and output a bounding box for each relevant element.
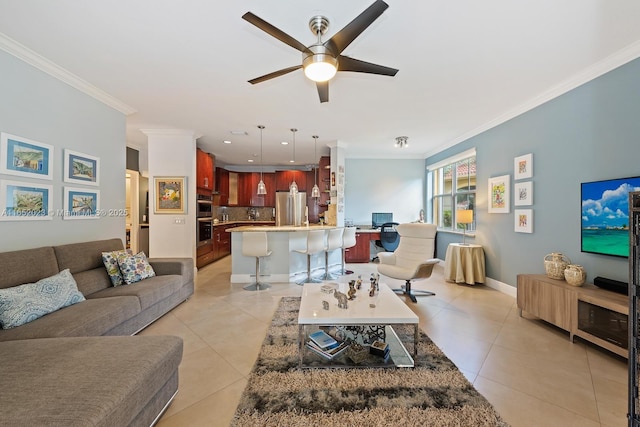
[303,57,337,82]
[303,45,337,82]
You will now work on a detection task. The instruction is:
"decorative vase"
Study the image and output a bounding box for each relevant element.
[544,252,571,280]
[564,264,586,286]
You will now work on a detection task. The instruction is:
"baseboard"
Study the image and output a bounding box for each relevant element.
[484,277,517,298]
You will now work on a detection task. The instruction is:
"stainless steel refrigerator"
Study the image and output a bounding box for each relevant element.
[275,191,307,226]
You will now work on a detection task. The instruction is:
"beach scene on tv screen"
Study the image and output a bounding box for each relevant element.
[581,177,640,257]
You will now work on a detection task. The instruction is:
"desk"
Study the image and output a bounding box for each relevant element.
[444,243,485,284]
[345,229,380,263]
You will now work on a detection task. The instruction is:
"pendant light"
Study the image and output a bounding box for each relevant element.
[256,125,267,195]
[311,135,320,198]
[289,128,299,196]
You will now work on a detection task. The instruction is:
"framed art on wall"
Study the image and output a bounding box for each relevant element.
[514,153,533,180]
[64,149,99,186]
[488,174,510,213]
[514,181,533,206]
[0,180,53,220]
[515,209,533,233]
[63,187,100,220]
[0,133,54,180]
[154,177,186,214]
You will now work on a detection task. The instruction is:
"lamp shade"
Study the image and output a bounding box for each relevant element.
[457,210,473,224]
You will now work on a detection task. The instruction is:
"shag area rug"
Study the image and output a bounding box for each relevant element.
[231,297,508,427]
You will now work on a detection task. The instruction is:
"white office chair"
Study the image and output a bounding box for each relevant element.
[377,223,439,303]
[322,228,344,280]
[242,232,272,291]
[293,229,326,285]
[339,227,357,275]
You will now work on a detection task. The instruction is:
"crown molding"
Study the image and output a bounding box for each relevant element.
[425,40,640,158]
[0,32,136,115]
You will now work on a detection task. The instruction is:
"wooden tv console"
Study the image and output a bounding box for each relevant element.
[517,274,628,358]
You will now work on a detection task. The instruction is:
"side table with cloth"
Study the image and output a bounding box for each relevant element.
[444,243,485,285]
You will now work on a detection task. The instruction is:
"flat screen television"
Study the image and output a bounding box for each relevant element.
[372,212,393,228]
[581,176,640,257]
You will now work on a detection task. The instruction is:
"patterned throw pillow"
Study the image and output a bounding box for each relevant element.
[0,269,86,329]
[102,249,133,286]
[116,251,156,285]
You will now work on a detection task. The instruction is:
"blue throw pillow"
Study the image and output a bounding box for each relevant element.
[0,269,86,329]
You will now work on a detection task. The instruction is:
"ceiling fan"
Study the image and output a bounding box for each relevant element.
[242,0,398,103]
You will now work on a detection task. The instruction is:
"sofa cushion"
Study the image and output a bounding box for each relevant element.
[72,267,115,297]
[0,246,59,290]
[102,249,133,286]
[0,296,141,342]
[0,269,86,329]
[117,251,156,285]
[87,275,183,310]
[0,335,183,427]
[54,238,124,272]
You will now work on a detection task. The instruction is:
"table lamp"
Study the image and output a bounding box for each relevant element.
[457,210,473,245]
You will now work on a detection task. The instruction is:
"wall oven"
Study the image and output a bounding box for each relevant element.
[197,217,212,247]
[196,193,213,247]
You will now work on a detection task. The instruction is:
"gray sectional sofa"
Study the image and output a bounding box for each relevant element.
[0,238,194,426]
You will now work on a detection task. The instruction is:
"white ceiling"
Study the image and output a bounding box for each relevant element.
[1,0,640,167]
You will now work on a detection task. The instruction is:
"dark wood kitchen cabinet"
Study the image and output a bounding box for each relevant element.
[196,148,214,191]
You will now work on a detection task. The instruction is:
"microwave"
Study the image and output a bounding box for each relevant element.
[197,194,213,218]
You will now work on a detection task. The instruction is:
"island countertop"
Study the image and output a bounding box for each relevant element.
[229,225,337,232]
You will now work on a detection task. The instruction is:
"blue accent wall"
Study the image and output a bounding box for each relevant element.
[427,57,640,287]
[0,50,126,251]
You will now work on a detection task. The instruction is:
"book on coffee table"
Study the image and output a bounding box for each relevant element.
[309,330,338,349]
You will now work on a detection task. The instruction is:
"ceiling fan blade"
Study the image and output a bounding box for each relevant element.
[316,81,329,103]
[242,12,312,54]
[248,65,302,84]
[324,0,389,55]
[337,55,398,76]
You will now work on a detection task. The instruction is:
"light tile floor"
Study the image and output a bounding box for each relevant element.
[143,257,628,427]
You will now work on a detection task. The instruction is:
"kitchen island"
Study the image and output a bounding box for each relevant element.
[228,225,342,283]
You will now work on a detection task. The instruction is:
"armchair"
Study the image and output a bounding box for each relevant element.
[377,223,439,303]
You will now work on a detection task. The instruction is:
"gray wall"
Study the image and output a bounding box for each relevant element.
[345,159,425,226]
[427,57,640,287]
[0,50,126,251]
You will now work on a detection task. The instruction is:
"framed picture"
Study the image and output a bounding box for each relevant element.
[488,174,510,213]
[63,187,100,220]
[514,153,533,180]
[0,133,53,180]
[515,209,533,233]
[154,176,186,214]
[514,181,533,206]
[64,149,99,186]
[0,180,53,220]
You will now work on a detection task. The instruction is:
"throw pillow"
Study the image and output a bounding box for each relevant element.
[102,249,133,286]
[0,269,86,329]
[116,251,156,285]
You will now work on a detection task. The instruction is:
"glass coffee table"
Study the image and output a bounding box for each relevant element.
[298,281,419,368]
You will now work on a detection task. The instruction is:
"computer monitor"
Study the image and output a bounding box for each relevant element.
[372,212,393,228]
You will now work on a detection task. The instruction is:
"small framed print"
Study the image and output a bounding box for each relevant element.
[0,180,52,221]
[514,153,533,180]
[488,174,510,213]
[154,176,186,214]
[514,181,533,206]
[63,187,100,220]
[515,209,533,233]
[64,149,99,186]
[0,133,54,180]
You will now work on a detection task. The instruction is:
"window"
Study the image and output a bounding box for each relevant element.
[428,149,476,233]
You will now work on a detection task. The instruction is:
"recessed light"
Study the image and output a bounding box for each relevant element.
[223,140,231,144]
[248,159,254,163]
[281,141,289,145]
[289,159,295,163]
